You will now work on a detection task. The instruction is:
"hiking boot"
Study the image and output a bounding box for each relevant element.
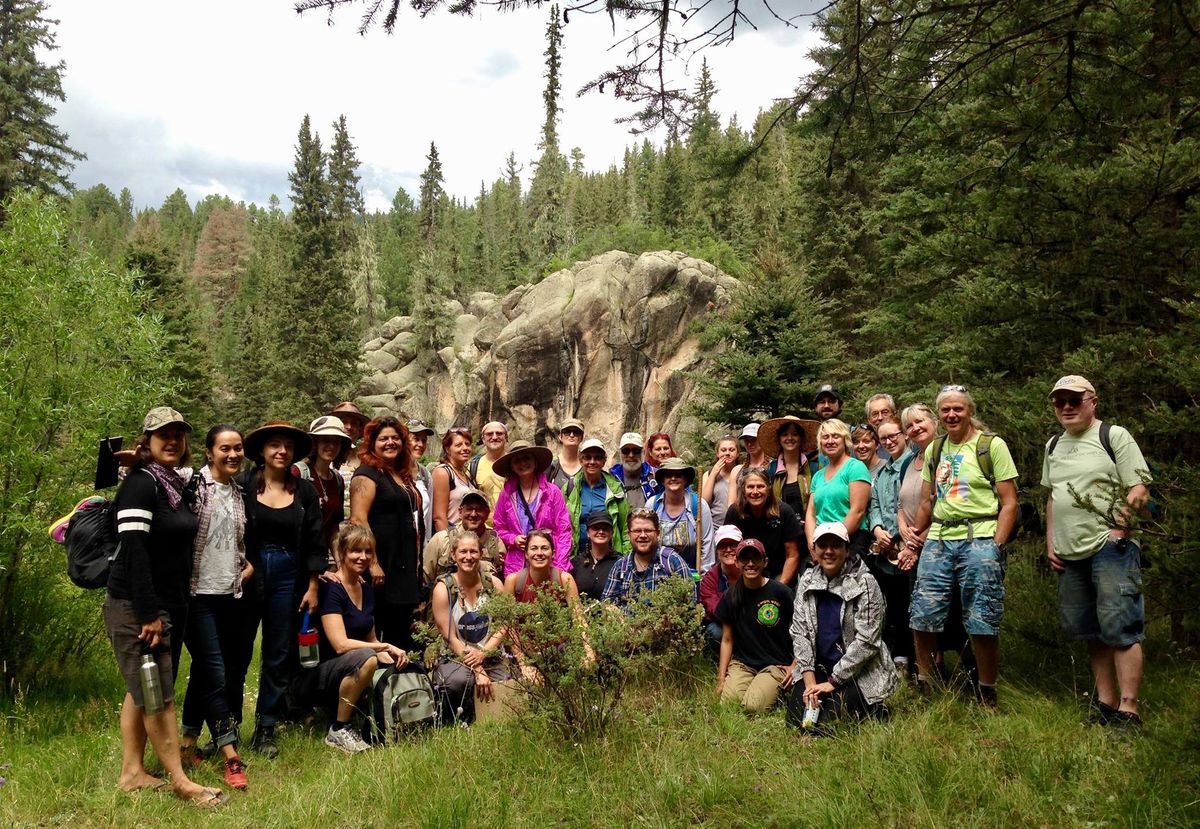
[324,725,370,754]
[249,725,278,759]
[222,756,248,790]
[975,683,998,711]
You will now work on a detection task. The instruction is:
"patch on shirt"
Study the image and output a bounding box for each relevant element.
[757,600,781,627]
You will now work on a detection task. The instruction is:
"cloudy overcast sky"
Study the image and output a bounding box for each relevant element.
[47,1,821,213]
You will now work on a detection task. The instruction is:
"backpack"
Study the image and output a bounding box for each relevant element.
[514,566,565,597]
[925,433,999,487]
[467,455,483,488]
[64,499,119,589]
[1046,422,1115,463]
[359,665,438,743]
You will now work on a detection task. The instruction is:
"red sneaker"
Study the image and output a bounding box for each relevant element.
[223,756,248,790]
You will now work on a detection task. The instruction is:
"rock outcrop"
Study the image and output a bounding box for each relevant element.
[358,251,739,449]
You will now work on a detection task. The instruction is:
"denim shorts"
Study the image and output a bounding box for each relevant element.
[1058,538,1145,647]
[909,538,1006,636]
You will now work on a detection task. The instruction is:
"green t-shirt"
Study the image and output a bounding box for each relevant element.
[811,457,872,529]
[1040,422,1149,560]
[921,432,1018,541]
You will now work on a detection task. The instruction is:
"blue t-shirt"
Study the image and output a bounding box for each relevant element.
[317,577,376,660]
[814,590,844,676]
[578,477,608,547]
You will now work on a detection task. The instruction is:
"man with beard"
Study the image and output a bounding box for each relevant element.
[609,431,658,510]
[600,509,690,607]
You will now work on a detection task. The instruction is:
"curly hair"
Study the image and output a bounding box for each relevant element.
[358,416,415,488]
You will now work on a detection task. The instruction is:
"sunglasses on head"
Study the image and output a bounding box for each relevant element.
[940,384,968,394]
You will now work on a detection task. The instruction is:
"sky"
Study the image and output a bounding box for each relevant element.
[46,1,822,213]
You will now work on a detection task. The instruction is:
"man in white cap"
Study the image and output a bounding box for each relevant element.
[609,431,657,510]
[1042,375,1151,728]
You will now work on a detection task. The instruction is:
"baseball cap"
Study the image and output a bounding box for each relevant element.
[143,406,192,433]
[715,525,743,546]
[580,438,607,455]
[459,488,490,510]
[585,511,614,529]
[739,423,760,440]
[406,418,435,436]
[735,538,767,560]
[1050,375,1096,396]
[558,418,585,433]
[812,522,850,543]
[814,384,842,404]
[619,432,644,449]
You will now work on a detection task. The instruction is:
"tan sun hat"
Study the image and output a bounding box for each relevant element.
[492,440,554,478]
[758,415,820,457]
[245,420,312,464]
[1050,375,1096,396]
[327,401,369,430]
[653,457,696,488]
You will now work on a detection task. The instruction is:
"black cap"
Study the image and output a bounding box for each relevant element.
[814,384,842,404]
[585,511,614,529]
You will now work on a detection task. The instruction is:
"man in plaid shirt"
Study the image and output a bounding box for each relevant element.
[601,508,691,607]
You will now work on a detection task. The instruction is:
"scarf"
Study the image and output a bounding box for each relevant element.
[144,461,191,511]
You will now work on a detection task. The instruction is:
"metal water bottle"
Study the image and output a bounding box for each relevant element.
[298,610,320,668]
[139,648,165,714]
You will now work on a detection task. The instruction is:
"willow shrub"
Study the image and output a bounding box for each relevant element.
[0,193,169,696]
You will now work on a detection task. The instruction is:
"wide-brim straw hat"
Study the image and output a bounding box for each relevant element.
[653,456,696,488]
[493,440,554,478]
[758,415,820,457]
[245,420,312,463]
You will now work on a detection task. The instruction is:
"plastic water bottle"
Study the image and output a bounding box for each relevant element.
[139,649,165,714]
[802,700,821,731]
[298,610,320,668]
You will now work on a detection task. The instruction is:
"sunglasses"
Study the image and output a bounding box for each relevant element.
[620,447,642,455]
[1052,395,1093,409]
[940,384,968,394]
[853,423,878,438]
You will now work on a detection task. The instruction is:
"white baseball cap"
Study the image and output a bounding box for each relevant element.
[714,525,743,546]
[580,438,607,455]
[619,432,644,449]
[740,423,760,440]
[812,522,850,543]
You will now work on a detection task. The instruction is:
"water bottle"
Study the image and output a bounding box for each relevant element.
[139,648,165,714]
[298,610,320,668]
[802,699,821,731]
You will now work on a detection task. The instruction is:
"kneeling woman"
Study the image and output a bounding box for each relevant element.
[714,539,796,713]
[789,523,897,732]
[430,532,509,723]
[314,523,409,753]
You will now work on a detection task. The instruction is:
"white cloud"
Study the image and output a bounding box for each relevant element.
[46,0,818,213]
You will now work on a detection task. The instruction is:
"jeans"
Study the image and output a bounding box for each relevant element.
[1058,538,1145,647]
[182,592,255,746]
[254,546,302,727]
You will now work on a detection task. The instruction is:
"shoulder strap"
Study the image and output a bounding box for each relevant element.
[976,433,996,487]
[1047,432,1063,456]
[925,436,947,482]
[515,568,529,596]
[467,455,482,486]
[441,573,458,605]
[438,463,458,491]
[294,461,311,481]
[1098,422,1116,465]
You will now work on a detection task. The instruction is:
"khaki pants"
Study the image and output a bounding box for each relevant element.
[721,661,788,713]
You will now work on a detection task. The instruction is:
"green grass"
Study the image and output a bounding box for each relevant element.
[2,550,1198,828]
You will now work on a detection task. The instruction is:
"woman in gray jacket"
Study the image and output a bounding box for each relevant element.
[788,522,898,733]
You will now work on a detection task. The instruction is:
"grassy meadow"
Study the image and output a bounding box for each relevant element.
[2,547,1198,828]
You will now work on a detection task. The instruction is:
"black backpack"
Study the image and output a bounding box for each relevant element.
[65,501,119,589]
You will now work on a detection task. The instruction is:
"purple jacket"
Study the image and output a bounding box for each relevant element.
[494,477,574,576]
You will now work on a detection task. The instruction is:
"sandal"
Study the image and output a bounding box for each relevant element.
[186,788,229,808]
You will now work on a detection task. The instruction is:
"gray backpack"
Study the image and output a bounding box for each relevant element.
[360,666,437,742]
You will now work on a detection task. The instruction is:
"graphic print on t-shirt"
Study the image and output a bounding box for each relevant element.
[935,452,969,502]
[756,599,781,627]
[457,608,489,644]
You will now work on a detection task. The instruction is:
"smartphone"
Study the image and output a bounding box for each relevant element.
[95,436,123,490]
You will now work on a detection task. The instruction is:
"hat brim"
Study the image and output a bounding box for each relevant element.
[493,445,554,478]
[245,424,313,463]
[654,465,696,487]
[328,409,369,428]
[758,416,820,457]
[147,418,193,434]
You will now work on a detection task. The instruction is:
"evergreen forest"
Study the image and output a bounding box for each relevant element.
[1,0,1198,692]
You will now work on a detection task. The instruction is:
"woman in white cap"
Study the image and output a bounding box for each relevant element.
[492,441,573,576]
[241,420,324,759]
[292,415,353,560]
[105,407,224,806]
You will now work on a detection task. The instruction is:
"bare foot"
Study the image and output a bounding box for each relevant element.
[119,771,165,792]
[174,780,224,805]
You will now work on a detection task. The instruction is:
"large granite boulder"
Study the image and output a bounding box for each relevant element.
[358,251,739,454]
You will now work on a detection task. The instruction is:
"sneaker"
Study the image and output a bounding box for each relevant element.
[975,683,998,710]
[324,725,370,754]
[249,726,278,759]
[222,756,248,790]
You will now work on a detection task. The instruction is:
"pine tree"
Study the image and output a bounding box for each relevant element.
[418,141,445,243]
[527,4,570,262]
[499,152,529,286]
[0,0,84,214]
[327,114,365,240]
[348,226,384,330]
[411,144,453,356]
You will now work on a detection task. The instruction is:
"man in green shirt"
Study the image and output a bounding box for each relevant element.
[1041,375,1150,728]
[908,385,1019,709]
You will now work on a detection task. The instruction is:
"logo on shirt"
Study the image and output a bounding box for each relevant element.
[935,453,969,502]
[757,600,780,627]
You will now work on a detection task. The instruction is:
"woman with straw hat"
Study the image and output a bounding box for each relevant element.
[492,440,573,576]
[240,420,324,759]
[292,415,353,559]
[757,415,820,519]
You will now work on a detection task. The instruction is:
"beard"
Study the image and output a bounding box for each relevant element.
[622,459,642,478]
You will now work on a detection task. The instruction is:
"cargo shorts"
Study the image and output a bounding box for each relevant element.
[1058,538,1145,647]
[909,537,1006,636]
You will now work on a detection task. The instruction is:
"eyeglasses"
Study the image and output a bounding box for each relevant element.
[1052,395,1094,409]
[940,384,967,394]
[879,432,903,444]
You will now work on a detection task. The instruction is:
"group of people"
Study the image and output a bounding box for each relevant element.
[98,375,1151,806]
